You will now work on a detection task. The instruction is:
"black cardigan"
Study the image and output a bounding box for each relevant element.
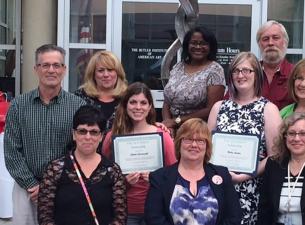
[257,157,305,225]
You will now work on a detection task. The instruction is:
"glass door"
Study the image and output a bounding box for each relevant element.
[197,0,260,72]
[112,0,261,86]
[112,0,178,90]
[0,0,21,96]
[58,0,109,92]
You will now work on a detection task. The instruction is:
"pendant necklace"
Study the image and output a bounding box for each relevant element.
[286,161,305,212]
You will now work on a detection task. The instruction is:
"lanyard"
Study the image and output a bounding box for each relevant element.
[70,154,100,225]
[286,161,305,212]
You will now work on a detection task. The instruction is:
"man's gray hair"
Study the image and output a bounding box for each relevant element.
[256,20,289,47]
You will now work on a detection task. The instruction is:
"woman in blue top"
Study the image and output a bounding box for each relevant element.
[144,118,241,225]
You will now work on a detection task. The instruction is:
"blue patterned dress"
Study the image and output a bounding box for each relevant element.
[215,97,268,225]
[170,174,219,225]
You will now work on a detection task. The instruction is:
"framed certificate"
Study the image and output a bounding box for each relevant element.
[210,131,260,176]
[112,133,164,174]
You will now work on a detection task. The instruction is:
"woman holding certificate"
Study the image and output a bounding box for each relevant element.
[145,118,242,225]
[38,105,127,225]
[258,113,305,225]
[208,52,282,225]
[102,82,177,225]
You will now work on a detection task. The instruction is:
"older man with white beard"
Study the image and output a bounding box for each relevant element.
[256,20,294,110]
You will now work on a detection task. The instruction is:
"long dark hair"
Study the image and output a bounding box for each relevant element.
[112,82,156,135]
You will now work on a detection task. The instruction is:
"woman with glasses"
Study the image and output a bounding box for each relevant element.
[145,118,242,225]
[281,59,305,119]
[208,52,282,225]
[102,82,176,225]
[258,113,305,225]
[162,27,225,136]
[75,51,128,131]
[38,105,127,225]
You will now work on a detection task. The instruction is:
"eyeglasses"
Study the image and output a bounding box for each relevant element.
[189,41,209,47]
[37,63,64,70]
[286,131,305,139]
[74,128,101,137]
[182,138,206,146]
[294,76,305,82]
[232,68,254,76]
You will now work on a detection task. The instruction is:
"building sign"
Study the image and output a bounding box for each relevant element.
[217,46,240,66]
[123,41,246,89]
[216,43,246,80]
[131,47,166,60]
[122,40,174,90]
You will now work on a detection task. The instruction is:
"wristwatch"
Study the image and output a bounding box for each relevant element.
[175,115,181,126]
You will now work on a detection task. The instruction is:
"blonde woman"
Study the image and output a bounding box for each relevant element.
[75,51,128,130]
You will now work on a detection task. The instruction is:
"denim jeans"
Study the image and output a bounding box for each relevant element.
[127,214,146,225]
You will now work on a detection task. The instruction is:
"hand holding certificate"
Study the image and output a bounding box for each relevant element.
[112,133,164,174]
[210,132,260,176]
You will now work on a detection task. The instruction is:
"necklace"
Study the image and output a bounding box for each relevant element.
[70,154,100,225]
[286,161,305,212]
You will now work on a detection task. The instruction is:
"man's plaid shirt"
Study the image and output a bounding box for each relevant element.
[4,88,85,189]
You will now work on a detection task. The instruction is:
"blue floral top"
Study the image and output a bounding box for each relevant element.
[170,174,219,225]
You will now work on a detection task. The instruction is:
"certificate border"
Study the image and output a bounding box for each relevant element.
[211,131,260,176]
[111,132,164,174]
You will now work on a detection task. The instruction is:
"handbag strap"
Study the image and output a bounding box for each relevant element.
[0,92,7,102]
[70,153,100,225]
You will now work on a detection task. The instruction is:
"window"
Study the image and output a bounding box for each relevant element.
[121,2,178,89]
[198,3,254,74]
[0,0,19,97]
[268,0,304,63]
[70,0,107,44]
[59,0,107,92]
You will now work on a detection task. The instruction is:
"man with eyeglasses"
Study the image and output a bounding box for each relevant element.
[4,44,85,225]
[256,20,294,110]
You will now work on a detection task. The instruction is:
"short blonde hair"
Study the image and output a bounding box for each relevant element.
[174,118,212,164]
[81,51,127,98]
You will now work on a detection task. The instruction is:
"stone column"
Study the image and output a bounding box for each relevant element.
[21,0,57,92]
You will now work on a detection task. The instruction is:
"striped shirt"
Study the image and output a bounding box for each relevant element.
[4,88,85,189]
[278,172,304,224]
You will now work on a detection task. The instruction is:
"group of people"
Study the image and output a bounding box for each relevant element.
[2,19,305,225]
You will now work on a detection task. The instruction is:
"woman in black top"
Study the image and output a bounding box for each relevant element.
[75,51,128,130]
[258,113,305,225]
[38,105,127,225]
